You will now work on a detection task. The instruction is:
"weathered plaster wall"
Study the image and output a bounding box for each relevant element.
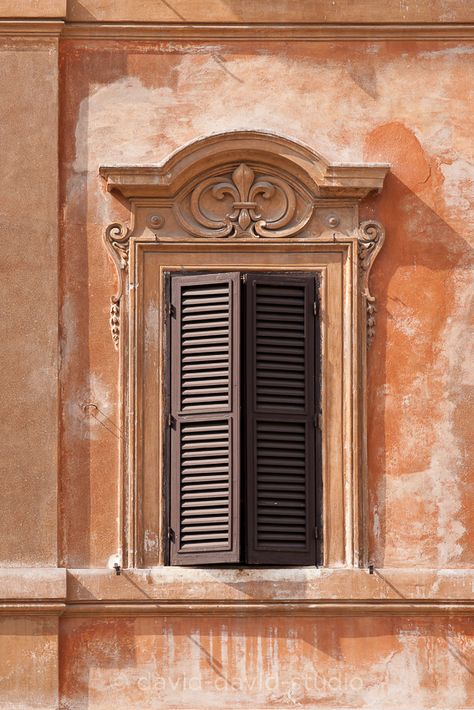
[59,615,474,709]
[60,38,474,569]
[0,36,59,567]
[52,36,474,708]
[0,616,59,709]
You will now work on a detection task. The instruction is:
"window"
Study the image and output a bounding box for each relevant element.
[168,271,321,566]
[100,130,388,569]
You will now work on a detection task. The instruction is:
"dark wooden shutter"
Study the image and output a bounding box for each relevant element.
[169,273,240,565]
[245,273,318,564]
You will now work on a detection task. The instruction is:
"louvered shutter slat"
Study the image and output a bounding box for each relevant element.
[245,274,318,565]
[170,273,240,565]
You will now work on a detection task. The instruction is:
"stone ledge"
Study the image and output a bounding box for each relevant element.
[66,567,474,604]
[0,568,473,615]
[0,568,66,600]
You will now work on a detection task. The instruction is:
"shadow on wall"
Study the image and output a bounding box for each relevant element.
[66,1,97,21]
[362,120,473,567]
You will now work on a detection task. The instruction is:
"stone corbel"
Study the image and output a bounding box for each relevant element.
[104,221,132,349]
[357,220,385,345]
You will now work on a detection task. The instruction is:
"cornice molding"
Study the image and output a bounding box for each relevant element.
[63,600,474,617]
[1,600,473,617]
[0,20,64,36]
[0,602,66,615]
[100,131,388,201]
[62,22,474,41]
[2,19,473,40]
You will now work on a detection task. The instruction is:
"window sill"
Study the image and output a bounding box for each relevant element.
[0,568,473,616]
[65,567,474,612]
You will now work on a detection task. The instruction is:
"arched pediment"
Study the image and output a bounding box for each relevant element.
[100,129,388,202]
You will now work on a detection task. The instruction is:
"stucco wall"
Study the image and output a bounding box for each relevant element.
[0,36,59,568]
[59,37,474,570]
[1,2,473,708]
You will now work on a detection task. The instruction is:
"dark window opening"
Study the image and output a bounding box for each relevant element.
[167,271,321,566]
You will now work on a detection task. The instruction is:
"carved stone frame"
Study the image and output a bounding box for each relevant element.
[100,131,389,569]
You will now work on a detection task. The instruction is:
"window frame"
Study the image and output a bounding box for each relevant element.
[100,130,388,571]
[129,244,364,570]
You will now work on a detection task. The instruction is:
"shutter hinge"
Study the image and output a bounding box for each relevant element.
[167,414,176,428]
[314,526,319,540]
[241,273,247,283]
[168,527,175,542]
[314,413,323,430]
[164,303,176,321]
[313,298,320,317]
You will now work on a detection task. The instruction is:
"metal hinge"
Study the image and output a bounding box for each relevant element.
[168,527,175,542]
[167,414,176,428]
[314,526,319,540]
[314,412,323,430]
[313,296,321,317]
[164,303,176,321]
[241,273,247,283]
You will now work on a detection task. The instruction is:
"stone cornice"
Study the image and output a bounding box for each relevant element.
[62,600,474,617]
[0,20,64,36]
[2,20,474,40]
[62,22,474,41]
[100,131,389,201]
[101,164,388,201]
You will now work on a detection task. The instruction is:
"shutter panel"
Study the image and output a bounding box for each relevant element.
[245,273,318,564]
[169,273,240,565]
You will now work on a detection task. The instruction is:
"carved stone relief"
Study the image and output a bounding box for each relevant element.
[357,220,385,345]
[104,222,131,349]
[101,132,388,349]
[174,163,313,239]
[104,215,386,349]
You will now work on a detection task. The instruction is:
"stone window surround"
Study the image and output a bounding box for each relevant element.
[100,130,389,572]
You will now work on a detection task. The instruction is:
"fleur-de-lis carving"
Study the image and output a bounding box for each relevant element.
[177,163,312,238]
[227,163,265,232]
